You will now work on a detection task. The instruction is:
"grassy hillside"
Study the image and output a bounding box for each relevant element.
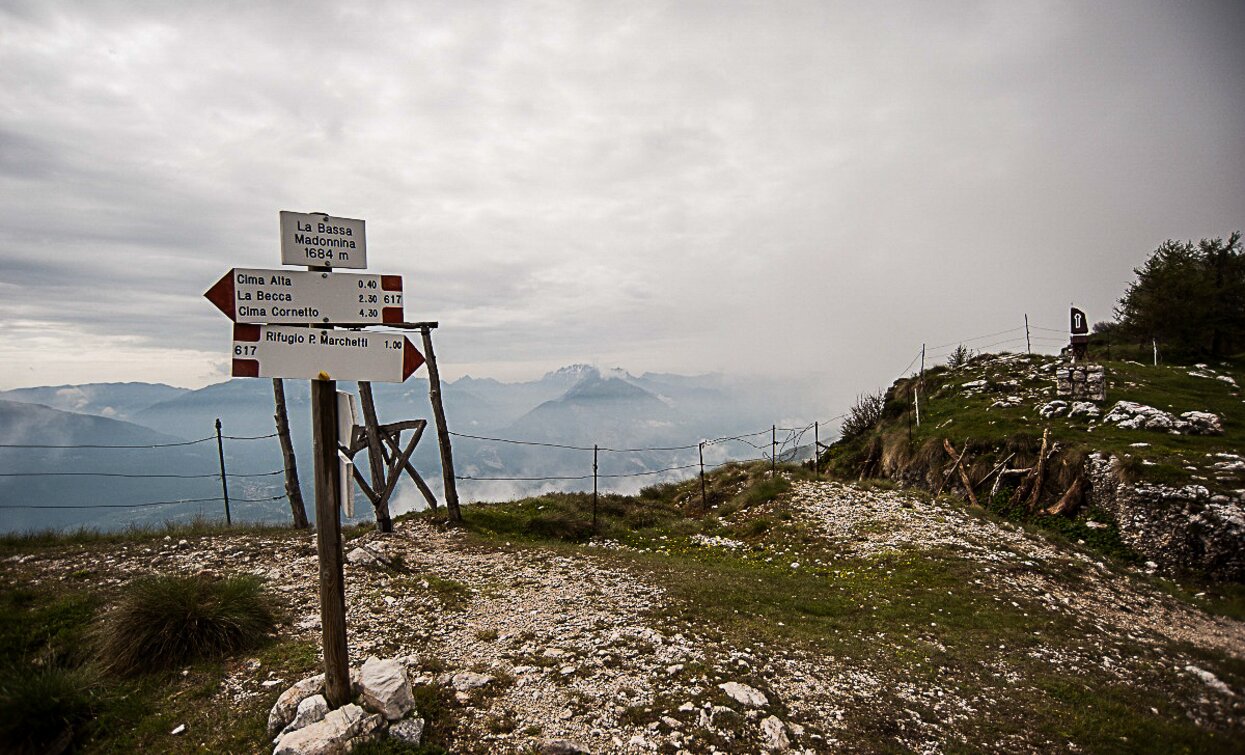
[823,352,1244,569]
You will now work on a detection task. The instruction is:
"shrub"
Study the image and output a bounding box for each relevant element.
[0,666,101,754]
[840,390,885,441]
[97,574,277,676]
[946,344,974,368]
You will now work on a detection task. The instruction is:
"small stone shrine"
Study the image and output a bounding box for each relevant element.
[1056,362,1106,401]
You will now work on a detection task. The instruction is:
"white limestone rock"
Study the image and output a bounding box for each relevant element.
[390,717,425,746]
[538,739,591,754]
[346,547,378,566]
[279,694,329,738]
[1068,401,1100,418]
[719,681,768,708]
[1185,665,1235,697]
[760,715,791,752]
[358,657,415,721]
[267,674,325,736]
[1038,400,1068,419]
[1179,411,1223,436]
[451,671,493,691]
[273,703,365,755]
[1103,401,1176,432]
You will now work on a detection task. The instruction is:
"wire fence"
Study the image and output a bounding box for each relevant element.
[0,314,1077,526]
[0,429,282,516]
[449,418,843,485]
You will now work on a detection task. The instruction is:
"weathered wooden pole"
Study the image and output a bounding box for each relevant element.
[915,343,925,428]
[214,418,231,526]
[358,381,394,532]
[592,444,599,533]
[272,379,309,528]
[311,378,350,708]
[420,325,461,523]
[814,422,819,478]
[771,425,777,478]
[698,441,707,509]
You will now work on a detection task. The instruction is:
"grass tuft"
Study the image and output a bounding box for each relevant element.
[97,574,277,676]
[0,665,103,755]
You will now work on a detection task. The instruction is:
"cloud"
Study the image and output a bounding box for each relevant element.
[0,0,1241,398]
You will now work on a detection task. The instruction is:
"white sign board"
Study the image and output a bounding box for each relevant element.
[205,268,403,325]
[337,391,358,517]
[280,211,367,269]
[231,324,424,382]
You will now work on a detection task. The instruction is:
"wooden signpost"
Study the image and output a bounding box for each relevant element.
[203,210,444,710]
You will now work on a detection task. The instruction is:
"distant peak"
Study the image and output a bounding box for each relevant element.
[563,374,653,401]
[542,364,636,383]
[541,364,599,383]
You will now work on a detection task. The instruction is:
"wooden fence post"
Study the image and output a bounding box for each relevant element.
[215,418,231,526]
[272,379,309,528]
[813,422,819,478]
[358,381,394,532]
[592,444,598,533]
[699,441,707,509]
[420,326,462,523]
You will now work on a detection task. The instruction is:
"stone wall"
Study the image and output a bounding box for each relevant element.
[1086,453,1245,581]
[1055,362,1106,401]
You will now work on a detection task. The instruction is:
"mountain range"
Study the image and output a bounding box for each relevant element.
[0,366,826,533]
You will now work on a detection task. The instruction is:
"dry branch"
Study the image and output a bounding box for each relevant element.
[1045,476,1085,517]
[943,439,980,507]
[935,440,968,496]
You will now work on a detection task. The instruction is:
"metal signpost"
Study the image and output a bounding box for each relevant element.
[204,211,423,709]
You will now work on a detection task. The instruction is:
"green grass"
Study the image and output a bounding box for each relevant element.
[450,461,802,550]
[0,572,327,753]
[97,574,279,676]
[0,665,109,754]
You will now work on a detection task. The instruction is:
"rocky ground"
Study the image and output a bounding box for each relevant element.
[6,477,1245,753]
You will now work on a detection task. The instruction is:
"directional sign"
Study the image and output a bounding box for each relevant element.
[1070,307,1089,335]
[204,268,403,325]
[231,324,424,382]
[280,211,367,269]
[1070,306,1090,345]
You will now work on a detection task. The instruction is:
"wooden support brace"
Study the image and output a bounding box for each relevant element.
[934,441,968,496]
[1024,428,1051,511]
[1045,476,1085,517]
[943,438,979,507]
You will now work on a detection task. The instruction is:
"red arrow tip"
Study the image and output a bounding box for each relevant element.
[403,338,425,380]
[204,271,235,320]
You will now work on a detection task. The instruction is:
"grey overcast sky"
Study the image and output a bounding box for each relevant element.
[1,1,1241,399]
